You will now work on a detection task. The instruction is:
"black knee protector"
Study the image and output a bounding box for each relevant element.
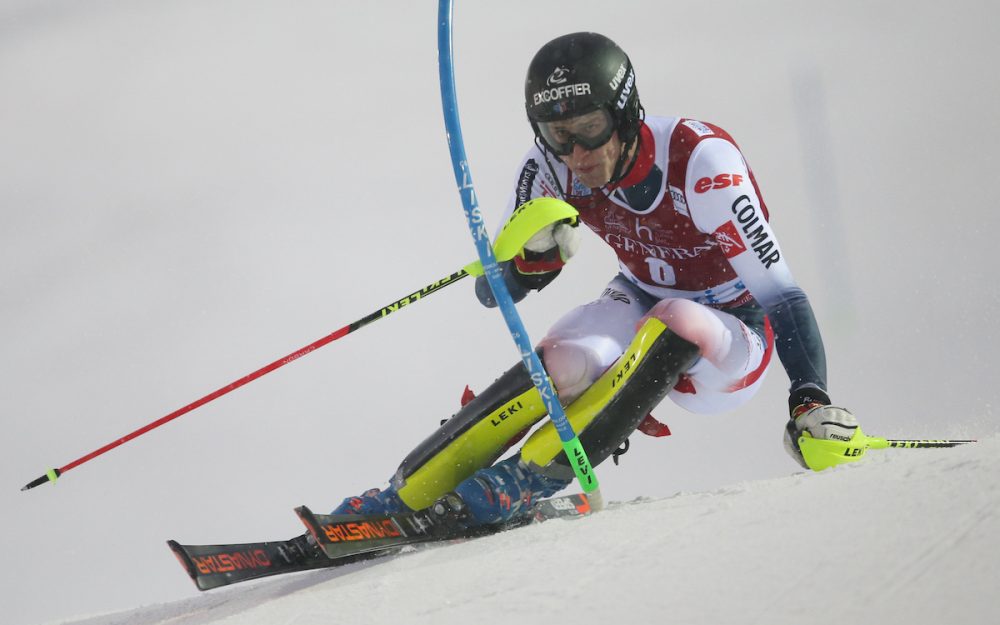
[520,318,700,480]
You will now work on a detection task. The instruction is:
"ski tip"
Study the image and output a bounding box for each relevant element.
[294,506,323,544]
[293,505,313,524]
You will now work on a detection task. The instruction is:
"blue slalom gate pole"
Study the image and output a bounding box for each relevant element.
[436,0,601,505]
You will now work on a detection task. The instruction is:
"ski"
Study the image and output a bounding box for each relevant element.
[167,533,368,591]
[296,493,591,560]
[169,493,590,591]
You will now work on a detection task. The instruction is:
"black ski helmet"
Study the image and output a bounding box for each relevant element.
[525,32,643,151]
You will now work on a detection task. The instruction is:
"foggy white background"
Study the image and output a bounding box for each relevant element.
[2,1,997,623]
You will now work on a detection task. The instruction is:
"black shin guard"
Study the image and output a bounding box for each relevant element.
[521,318,700,480]
[391,357,549,510]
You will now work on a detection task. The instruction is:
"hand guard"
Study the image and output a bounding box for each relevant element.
[783,404,859,470]
[513,220,580,275]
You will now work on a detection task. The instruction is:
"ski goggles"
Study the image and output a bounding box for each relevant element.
[536,108,616,156]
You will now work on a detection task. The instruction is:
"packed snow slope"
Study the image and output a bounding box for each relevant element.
[3,1,999,624]
[65,436,1000,625]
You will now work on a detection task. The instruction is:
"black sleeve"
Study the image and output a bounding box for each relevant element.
[764,287,828,394]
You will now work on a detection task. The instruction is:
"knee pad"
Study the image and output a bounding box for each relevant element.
[520,318,700,480]
[391,358,550,510]
[540,340,601,403]
[541,325,638,404]
[644,298,729,364]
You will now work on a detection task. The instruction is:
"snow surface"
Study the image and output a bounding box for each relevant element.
[61,436,1000,625]
[2,1,998,624]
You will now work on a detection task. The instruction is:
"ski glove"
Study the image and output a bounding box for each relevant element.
[783,404,859,469]
[513,219,580,276]
[476,220,581,307]
[783,386,858,469]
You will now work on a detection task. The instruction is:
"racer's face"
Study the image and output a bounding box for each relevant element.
[559,130,624,189]
[536,109,626,188]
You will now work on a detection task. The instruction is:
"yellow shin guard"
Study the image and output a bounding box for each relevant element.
[521,318,699,479]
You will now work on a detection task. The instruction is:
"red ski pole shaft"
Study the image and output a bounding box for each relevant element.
[21,269,469,492]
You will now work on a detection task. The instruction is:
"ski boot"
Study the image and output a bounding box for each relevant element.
[331,486,406,515]
[440,455,571,528]
[331,455,568,528]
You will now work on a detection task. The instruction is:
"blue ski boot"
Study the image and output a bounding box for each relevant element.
[448,455,571,527]
[331,486,406,515]
[332,455,569,527]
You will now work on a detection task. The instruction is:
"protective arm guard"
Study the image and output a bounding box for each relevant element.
[521,318,700,480]
[474,261,560,308]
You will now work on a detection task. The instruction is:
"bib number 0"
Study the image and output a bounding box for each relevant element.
[645,257,677,286]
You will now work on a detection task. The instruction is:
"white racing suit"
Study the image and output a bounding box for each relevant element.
[336,117,827,525]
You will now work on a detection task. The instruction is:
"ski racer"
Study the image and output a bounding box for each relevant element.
[332,32,859,526]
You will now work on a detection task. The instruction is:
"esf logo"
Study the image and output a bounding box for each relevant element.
[712,221,747,259]
[694,173,743,194]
